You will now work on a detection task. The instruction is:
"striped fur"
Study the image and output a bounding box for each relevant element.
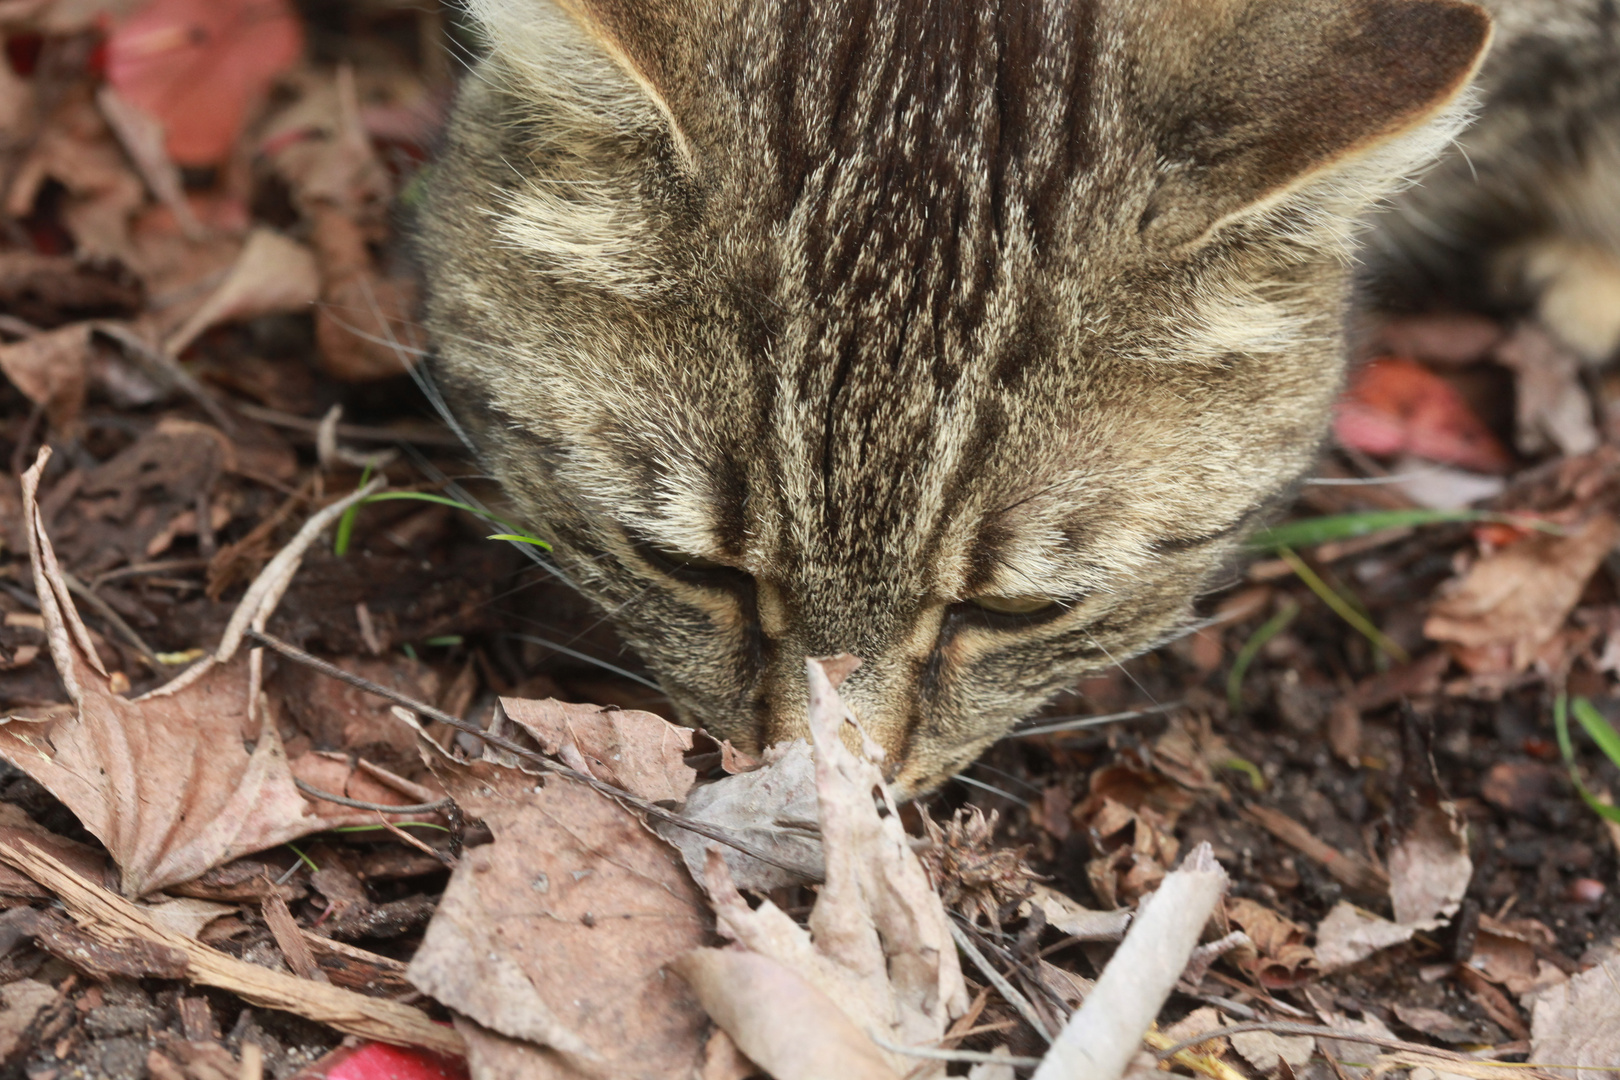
[420,0,1488,794]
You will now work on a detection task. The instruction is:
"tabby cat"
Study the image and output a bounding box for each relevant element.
[417,0,1610,795]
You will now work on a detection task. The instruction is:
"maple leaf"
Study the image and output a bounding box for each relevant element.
[0,449,383,897]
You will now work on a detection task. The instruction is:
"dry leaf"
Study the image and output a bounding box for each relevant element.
[6,97,145,262]
[1023,884,1131,942]
[659,737,823,891]
[312,206,419,381]
[407,757,711,1079]
[1314,902,1417,972]
[1529,953,1620,1080]
[1224,1016,1315,1075]
[165,228,318,356]
[0,322,91,429]
[501,696,697,803]
[1425,514,1619,671]
[1494,324,1600,458]
[97,84,202,240]
[1388,800,1470,929]
[1334,356,1513,473]
[682,657,968,1078]
[0,979,55,1065]
[0,449,385,896]
[672,948,901,1080]
[1225,898,1319,988]
[105,0,303,166]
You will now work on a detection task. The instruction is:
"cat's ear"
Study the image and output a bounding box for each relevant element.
[1136,0,1492,248]
[465,0,694,161]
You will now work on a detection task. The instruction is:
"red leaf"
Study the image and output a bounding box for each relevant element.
[296,1042,468,1080]
[106,0,302,166]
[1334,356,1513,474]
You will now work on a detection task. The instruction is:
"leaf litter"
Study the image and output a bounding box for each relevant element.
[4,3,1620,1079]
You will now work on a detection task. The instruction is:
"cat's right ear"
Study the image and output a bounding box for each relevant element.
[1133,0,1492,249]
[464,0,695,166]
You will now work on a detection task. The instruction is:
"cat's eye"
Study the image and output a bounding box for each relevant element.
[967,594,1059,616]
[653,546,727,572]
[634,538,750,589]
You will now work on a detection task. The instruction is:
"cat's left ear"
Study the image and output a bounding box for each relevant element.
[1135,0,1492,249]
[466,0,696,162]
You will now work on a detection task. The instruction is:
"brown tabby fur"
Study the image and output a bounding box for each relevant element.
[419,0,1492,795]
[1364,0,1620,363]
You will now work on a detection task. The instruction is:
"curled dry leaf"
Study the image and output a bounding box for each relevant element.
[681,657,968,1079]
[0,322,91,429]
[1224,898,1319,988]
[658,738,824,891]
[407,753,711,1079]
[0,450,387,896]
[165,228,319,357]
[671,948,901,1080]
[501,696,697,804]
[1424,514,1620,672]
[1023,883,1132,942]
[1388,802,1470,930]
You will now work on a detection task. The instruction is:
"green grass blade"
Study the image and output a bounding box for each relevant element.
[1571,698,1620,769]
[335,489,553,554]
[332,461,376,556]
[1249,509,1560,552]
[1226,598,1299,715]
[1554,695,1620,824]
[486,533,551,548]
[1278,546,1409,663]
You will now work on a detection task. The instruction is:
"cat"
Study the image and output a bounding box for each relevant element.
[1363,0,1620,365]
[417,0,1495,796]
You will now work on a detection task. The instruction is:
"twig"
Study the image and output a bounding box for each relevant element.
[1034,844,1227,1080]
[948,920,1054,1043]
[59,570,161,667]
[868,1035,1041,1068]
[0,836,463,1056]
[291,778,451,815]
[245,628,810,876]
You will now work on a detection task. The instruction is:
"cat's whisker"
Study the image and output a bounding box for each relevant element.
[951,773,1024,804]
[970,761,1042,794]
[503,631,664,693]
[1010,701,1179,738]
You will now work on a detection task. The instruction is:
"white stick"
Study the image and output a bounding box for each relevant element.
[1032,844,1228,1080]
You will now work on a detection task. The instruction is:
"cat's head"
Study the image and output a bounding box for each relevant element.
[421,0,1489,795]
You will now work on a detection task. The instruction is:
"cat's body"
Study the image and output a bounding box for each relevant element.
[417,0,1596,795]
[1366,0,1620,362]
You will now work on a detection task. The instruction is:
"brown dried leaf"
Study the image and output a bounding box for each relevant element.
[1425,515,1620,671]
[1388,800,1470,929]
[0,450,384,896]
[165,228,318,356]
[1313,902,1416,972]
[501,696,697,803]
[685,657,968,1078]
[672,948,900,1080]
[1529,954,1620,1079]
[0,323,91,429]
[1226,898,1320,988]
[0,978,55,1065]
[1494,323,1600,457]
[658,738,823,891]
[407,758,710,1079]
[1023,884,1131,941]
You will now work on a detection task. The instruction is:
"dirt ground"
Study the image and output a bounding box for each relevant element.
[1,2,1617,1079]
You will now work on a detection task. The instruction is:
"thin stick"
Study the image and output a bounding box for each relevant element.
[948,920,1054,1043]
[291,778,451,815]
[60,570,161,667]
[868,1035,1041,1068]
[246,629,808,876]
